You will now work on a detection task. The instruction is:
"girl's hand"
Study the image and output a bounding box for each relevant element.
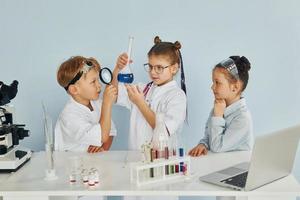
[87,145,104,153]
[115,53,132,71]
[213,98,226,117]
[103,85,117,105]
[125,84,144,105]
[188,144,208,157]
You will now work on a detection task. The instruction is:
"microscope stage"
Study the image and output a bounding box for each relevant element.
[0,146,32,172]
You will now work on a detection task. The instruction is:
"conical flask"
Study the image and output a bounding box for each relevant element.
[118,36,134,83]
[151,113,169,160]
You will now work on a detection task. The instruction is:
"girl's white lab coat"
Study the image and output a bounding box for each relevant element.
[55,97,117,152]
[117,80,186,150]
[117,80,186,200]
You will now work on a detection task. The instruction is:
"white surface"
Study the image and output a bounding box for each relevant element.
[0,151,299,198]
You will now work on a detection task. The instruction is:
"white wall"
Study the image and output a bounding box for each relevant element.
[1,1,300,199]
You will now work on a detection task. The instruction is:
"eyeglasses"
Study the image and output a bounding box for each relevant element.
[64,60,94,91]
[143,63,172,74]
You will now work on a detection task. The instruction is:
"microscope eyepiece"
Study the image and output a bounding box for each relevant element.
[0,80,19,106]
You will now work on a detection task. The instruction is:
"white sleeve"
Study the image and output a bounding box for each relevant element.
[54,120,64,151]
[61,113,103,147]
[109,119,117,136]
[164,91,187,136]
[116,83,132,110]
[92,98,117,137]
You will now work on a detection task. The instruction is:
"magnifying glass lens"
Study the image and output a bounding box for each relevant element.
[99,68,113,85]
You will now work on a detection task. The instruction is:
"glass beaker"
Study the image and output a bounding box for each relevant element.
[68,156,82,184]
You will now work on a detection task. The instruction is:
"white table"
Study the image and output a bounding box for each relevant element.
[0,151,299,200]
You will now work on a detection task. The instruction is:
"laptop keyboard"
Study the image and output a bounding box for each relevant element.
[221,172,248,188]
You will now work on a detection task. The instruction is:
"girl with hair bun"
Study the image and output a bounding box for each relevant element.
[113,36,187,152]
[189,56,253,156]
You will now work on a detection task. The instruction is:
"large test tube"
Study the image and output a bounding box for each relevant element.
[127,36,134,69]
[43,103,58,180]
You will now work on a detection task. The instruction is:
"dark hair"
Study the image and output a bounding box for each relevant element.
[215,56,251,92]
[147,36,186,94]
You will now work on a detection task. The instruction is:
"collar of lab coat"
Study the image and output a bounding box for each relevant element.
[149,80,178,99]
[153,79,177,91]
[69,96,97,112]
[224,97,247,118]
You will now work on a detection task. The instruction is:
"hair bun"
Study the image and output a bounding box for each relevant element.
[239,56,251,72]
[229,55,251,72]
[174,41,182,50]
[154,36,161,44]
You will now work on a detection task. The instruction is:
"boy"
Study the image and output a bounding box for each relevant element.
[55,56,117,153]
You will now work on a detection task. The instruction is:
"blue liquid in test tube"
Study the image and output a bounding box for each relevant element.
[179,147,184,172]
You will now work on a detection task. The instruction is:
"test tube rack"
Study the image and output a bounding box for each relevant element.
[130,156,191,186]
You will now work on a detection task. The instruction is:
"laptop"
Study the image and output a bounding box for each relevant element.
[199,124,300,191]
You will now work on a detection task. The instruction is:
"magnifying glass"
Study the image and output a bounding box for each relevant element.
[99,67,113,85]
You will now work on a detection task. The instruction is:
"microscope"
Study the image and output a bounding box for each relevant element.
[0,80,32,172]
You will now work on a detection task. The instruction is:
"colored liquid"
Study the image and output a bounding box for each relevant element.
[175,165,179,173]
[117,73,134,83]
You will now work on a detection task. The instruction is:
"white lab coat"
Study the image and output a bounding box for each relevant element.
[55,97,117,152]
[117,80,186,200]
[117,80,187,150]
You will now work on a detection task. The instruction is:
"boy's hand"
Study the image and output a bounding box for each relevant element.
[188,144,208,157]
[87,145,104,153]
[213,98,226,117]
[116,53,132,71]
[125,84,144,105]
[103,85,117,105]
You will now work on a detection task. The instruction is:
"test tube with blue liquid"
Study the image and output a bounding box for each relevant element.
[118,36,134,83]
[179,147,184,173]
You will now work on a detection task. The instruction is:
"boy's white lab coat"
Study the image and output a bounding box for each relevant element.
[117,80,186,200]
[55,97,117,152]
[117,80,186,151]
